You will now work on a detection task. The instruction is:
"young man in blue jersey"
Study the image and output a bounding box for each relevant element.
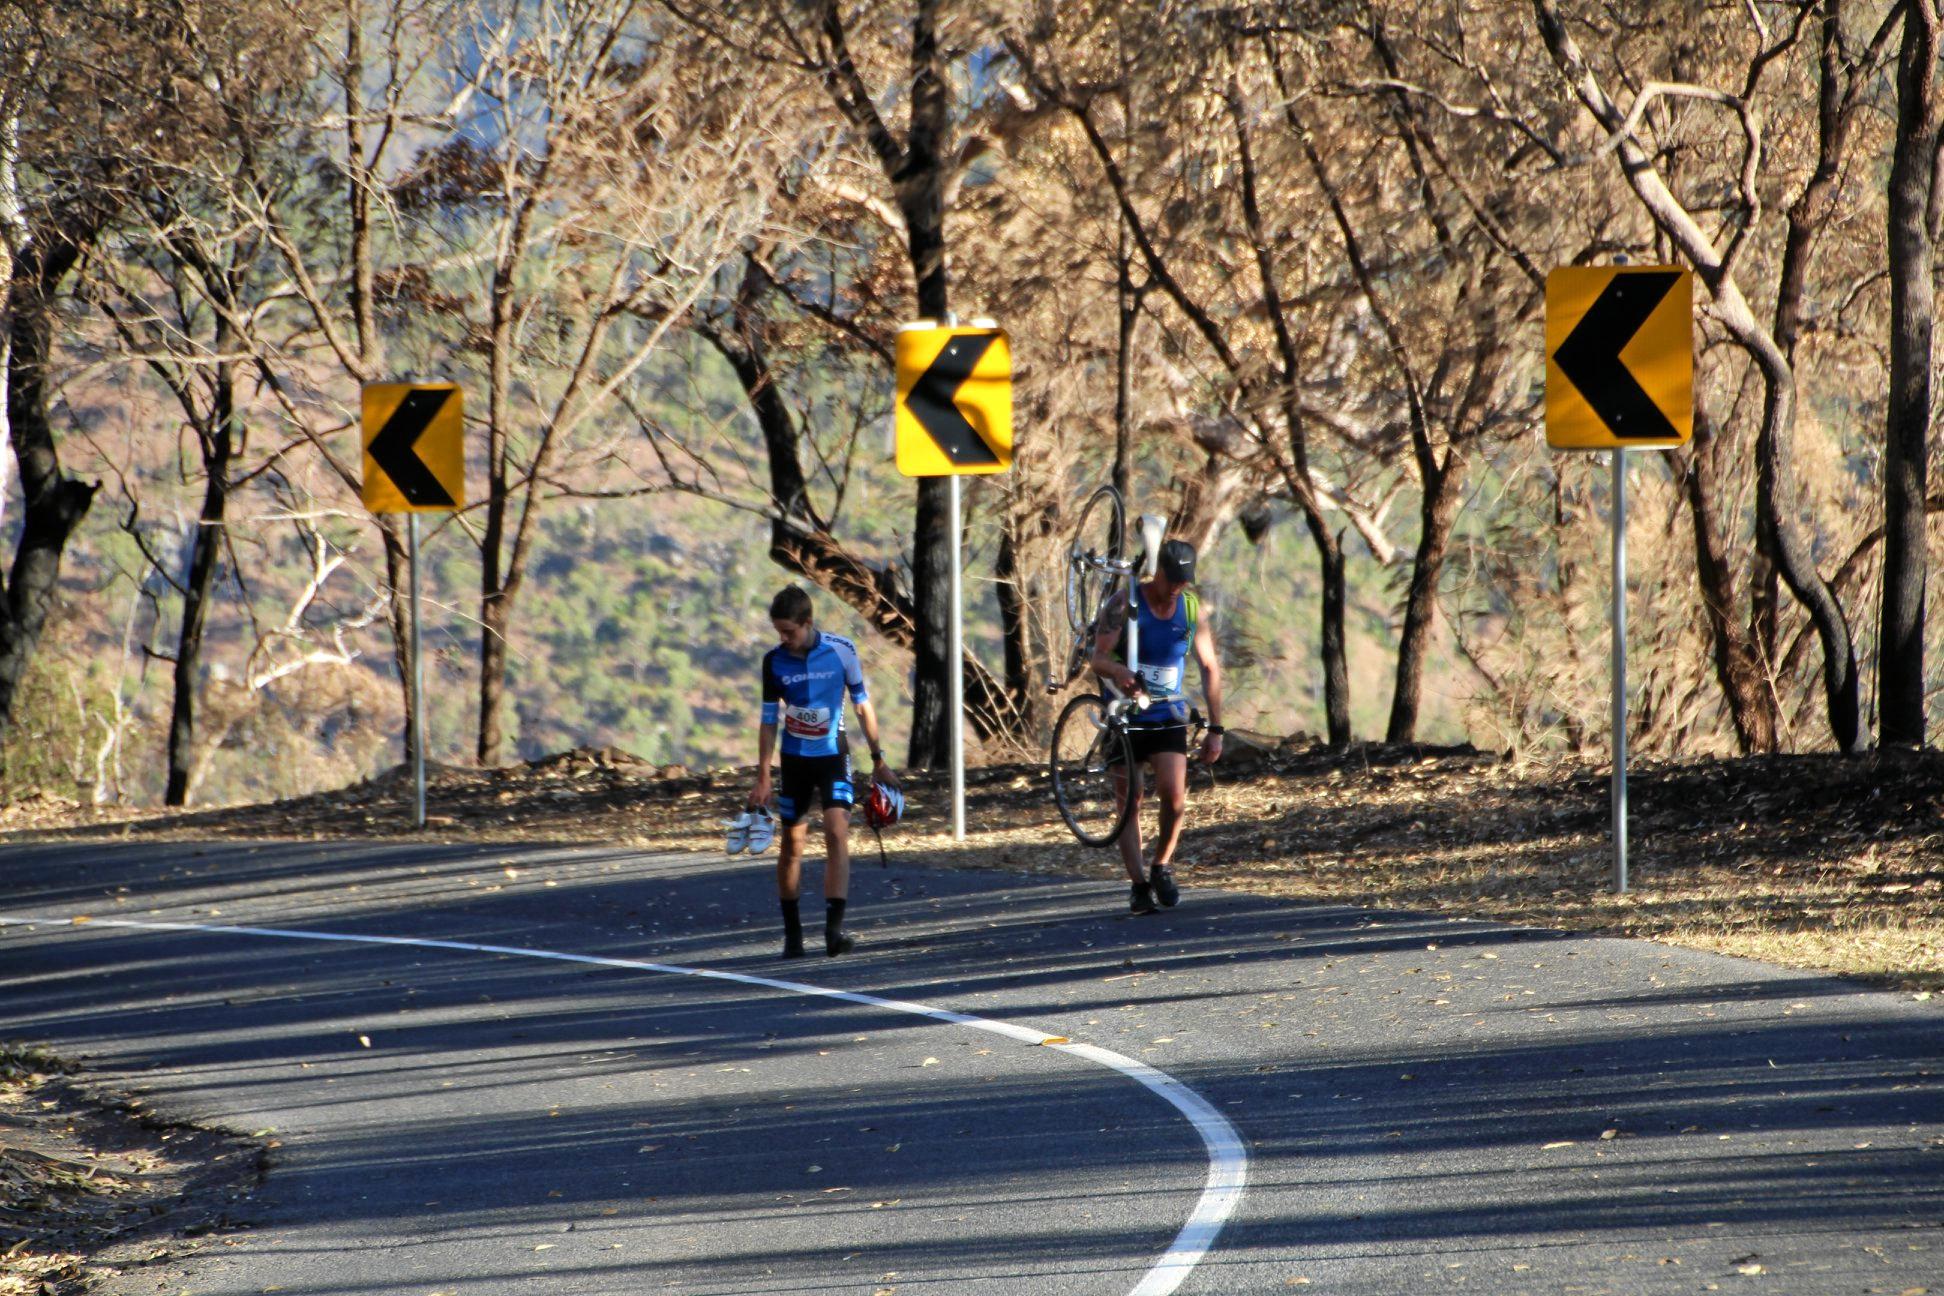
[751,585,898,957]
[1089,539,1225,914]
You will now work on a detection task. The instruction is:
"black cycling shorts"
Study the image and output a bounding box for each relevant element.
[1108,722,1189,767]
[776,752,854,826]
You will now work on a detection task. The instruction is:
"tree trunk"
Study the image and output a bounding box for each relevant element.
[1880,0,1939,747]
[1316,521,1351,748]
[1678,419,1779,753]
[477,581,510,765]
[165,343,237,806]
[894,0,955,769]
[1387,444,1466,743]
[379,525,418,768]
[0,237,97,742]
[1113,231,1135,505]
[341,2,419,767]
[476,252,516,767]
[994,523,1034,729]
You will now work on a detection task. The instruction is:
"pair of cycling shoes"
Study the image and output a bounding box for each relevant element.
[725,807,777,855]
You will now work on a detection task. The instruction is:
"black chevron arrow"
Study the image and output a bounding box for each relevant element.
[1553,271,1682,441]
[906,334,1002,467]
[369,388,455,506]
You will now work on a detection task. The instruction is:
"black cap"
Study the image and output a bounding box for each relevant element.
[1158,538,1196,583]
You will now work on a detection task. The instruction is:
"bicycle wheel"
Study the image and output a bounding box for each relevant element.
[1050,692,1136,847]
[1065,484,1125,634]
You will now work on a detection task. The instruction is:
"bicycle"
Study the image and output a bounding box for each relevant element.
[1046,485,1209,847]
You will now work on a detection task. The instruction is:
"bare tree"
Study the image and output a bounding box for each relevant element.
[664,0,1035,766]
[0,1,183,741]
[1880,0,1941,746]
[1006,8,1391,746]
[1530,0,1867,752]
[442,0,777,765]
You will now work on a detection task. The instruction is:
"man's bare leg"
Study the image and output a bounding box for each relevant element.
[1113,764,1147,884]
[823,806,851,899]
[1145,752,1188,907]
[1147,752,1189,868]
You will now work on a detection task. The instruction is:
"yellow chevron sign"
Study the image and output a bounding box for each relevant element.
[1546,267,1692,450]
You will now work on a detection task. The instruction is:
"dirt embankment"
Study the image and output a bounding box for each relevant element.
[0,1046,262,1295]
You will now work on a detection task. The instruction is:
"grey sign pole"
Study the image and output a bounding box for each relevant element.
[409,512,427,830]
[949,472,966,841]
[1611,448,1628,893]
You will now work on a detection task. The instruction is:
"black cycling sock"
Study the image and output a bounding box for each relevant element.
[825,898,853,956]
[781,898,802,944]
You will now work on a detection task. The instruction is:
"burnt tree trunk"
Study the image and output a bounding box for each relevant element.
[1315,519,1351,748]
[1881,0,1940,746]
[378,526,418,767]
[165,310,239,806]
[0,235,97,741]
[1387,442,1467,743]
[1678,417,1780,753]
[896,0,954,768]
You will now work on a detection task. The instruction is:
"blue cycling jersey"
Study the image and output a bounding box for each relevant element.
[1104,585,1197,725]
[761,631,868,758]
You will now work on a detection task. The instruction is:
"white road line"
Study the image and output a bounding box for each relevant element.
[1,913,1247,1295]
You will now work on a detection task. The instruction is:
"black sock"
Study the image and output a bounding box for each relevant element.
[781,898,802,944]
[825,897,847,937]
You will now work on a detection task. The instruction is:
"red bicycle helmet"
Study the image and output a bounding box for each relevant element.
[862,781,904,830]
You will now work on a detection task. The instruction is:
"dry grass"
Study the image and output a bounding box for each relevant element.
[12,739,1941,995]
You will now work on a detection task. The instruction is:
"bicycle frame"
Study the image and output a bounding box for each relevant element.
[1049,500,1167,701]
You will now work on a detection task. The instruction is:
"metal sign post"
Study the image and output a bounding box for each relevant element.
[1610,449,1628,894]
[948,475,965,841]
[409,512,427,830]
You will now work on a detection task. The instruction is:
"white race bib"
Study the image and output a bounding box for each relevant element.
[1137,663,1181,695]
[783,705,833,738]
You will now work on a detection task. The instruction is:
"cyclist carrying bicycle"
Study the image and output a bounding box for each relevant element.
[1089,538,1225,914]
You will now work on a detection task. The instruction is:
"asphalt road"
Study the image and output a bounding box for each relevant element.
[1,840,1939,1295]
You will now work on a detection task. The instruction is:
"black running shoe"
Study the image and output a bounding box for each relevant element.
[783,934,806,958]
[826,931,856,957]
[1150,865,1179,908]
[1129,882,1159,915]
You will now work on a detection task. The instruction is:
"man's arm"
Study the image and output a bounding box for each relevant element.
[854,699,898,787]
[1087,591,1142,695]
[752,721,779,805]
[753,654,781,805]
[839,640,897,787]
[1195,615,1224,763]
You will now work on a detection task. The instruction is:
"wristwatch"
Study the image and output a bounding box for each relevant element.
[1207,725,1225,735]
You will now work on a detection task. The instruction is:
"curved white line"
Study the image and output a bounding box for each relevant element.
[1,913,1246,1294]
